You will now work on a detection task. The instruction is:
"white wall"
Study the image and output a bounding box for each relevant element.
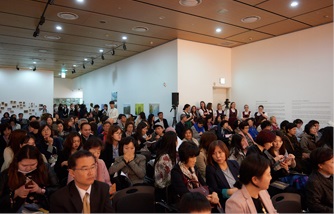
[177,39,232,110]
[0,68,53,118]
[72,40,178,124]
[231,23,333,127]
[54,78,83,98]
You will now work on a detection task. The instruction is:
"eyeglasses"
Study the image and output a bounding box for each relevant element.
[74,164,97,172]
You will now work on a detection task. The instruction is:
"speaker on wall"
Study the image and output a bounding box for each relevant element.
[172,92,179,107]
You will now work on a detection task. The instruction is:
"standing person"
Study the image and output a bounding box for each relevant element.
[227,102,238,129]
[62,104,69,118]
[254,105,269,127]
[214,103,225,125]
[108,101,119,123]
[0,145,59,212]
[182,104,193,128]
[242,104,251,121]
[225,154,277,213]
[50,150,113,213]
[305,147,333,213]
[175,114,187,139]
[40,105,48,116]
[198,101,209,119]
[190,105,199,124]
[155,112,169,130]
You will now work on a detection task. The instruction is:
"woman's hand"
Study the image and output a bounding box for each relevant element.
[28,180,42,194]
[302,153,310,159]
[109,183,116,195]
[61,160,68,167]
[280,161,289,172]
[274,155,284,162]
[145,134,152,141]
[45,136,53,146]
[14,185,30,198]
[206,192,219,204]
[123,152,135,163]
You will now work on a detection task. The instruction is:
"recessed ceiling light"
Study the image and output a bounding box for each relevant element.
[217,9,229,14]
[105,43,117,48]
[220,41,236,46]
[84,58,88,61]
[56,25,62,30]
[179,0,202,7]
[159,16,165,20]
[241,16,261,23]
[44,35,61,40]
[99,49,104,53]
[122,36,127,40]
[76,0,84,3]
[57,12,79,20]
[73,64,77,67]
[38,49,48,53]
[132,26,149,32]
[216,28,222,33]
[33,61,36,64]
[290,1,299,7]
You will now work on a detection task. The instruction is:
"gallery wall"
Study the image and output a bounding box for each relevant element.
[72,40,178,124]
[54,78,83,99]
[231,23,333,127]
[0,68,54,118]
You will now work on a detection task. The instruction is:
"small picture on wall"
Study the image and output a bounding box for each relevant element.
[10,110,14,114]
[135,103,144,115]
[0,107,4,110]
[12,105,16,108]
[149,103,160,116]
[111,91,118,102]
[23,102,25,105]
[4,103,7,107]
[39,104,43,107]
[7,108,11,111]
[24,110,29,113]
[123,104,131,115]
[1,102,4,106]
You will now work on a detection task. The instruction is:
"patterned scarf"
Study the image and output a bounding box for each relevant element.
[179,162,199,189]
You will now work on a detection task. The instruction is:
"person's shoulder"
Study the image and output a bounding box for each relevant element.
[135,154,146,161]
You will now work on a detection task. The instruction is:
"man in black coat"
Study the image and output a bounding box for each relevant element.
[50,150,112,213]
[155,112,169,129]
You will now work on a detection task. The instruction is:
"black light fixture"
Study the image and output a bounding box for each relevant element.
[122,42,127,50]
[16,65,19,71]
[101,53,105,60]
[111,48,115,55]
[83,64,86,69]
[33,66,36,71]
[91,58,94,65]
[33,27,40,37]
[72,68,76,74]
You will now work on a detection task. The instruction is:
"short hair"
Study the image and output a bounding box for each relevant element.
[256,130,276,146]
[109,101,115,104]
[68,150,96,170]
[178,141,199,164]
[280,120,289,130]
[238,154,270,186]
[239,121,249,130]
[28,115,36,121]
[293,119,303,125]
[93,104,100,109]
[80,122,91,130]
[207,140,229,166]
[197,118,205,125]
[310,147,333,170]
[83,137,103,151]
[304,123,315,135]
[0,123,12,135]
[285,123,297,132]
[179,192,211,213]
[157,112,163,116]
[118,136,138,156]
[118,114,126,120]
[199,131,217,150]
[180,114,187,121]
[260,120,272,130]
[29,121,40,129]
[258,105,264,109]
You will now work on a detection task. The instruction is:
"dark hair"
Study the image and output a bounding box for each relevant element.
[178,141,199,164]
[109,101,115,105]
[260,120,272,130]
[200,101,206,110]
[8,145,48,190]
[293,119,303,125]
[118,114,126,120]
[68,150,96,170]
[134,121,148,138]
[139,112,146,121]
[230,134,245,157]
[317,126,333,149]
[63,132,82,155]
[280,120,289,130]
[239,121,249,130]
[237,154,270,187]
[199,131,217,151]
[0,123,12,135]
[118,136,138,156]
[285,123,297,132]
[106,125,122,145]
[8,129,27,155]
[93,104,100,109]
[157,112,163,116]
[183,104,190,111]
[124,121,134,131]
[80,122,91,130]
[308,120,319,127]
[256,130,276,146]
[28,115,37,121]
[310,147,333,170]
[304,123,316,135]
[183,127,193,137]
[155,131,177,166]
[207,140,229,166]
[179,192,211,213]
[39,124,53,138]
[258,105,264,109]
[207,102,212,110]
[147,114,155,127]
[83,137,103,151]
[22,133,36,146]
[220,120,229,127]
[269,130,286,156]
[197,118,205,125]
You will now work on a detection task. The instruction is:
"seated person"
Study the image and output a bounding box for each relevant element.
[0,145,59,212]
[225,154,277,213]
[109,136,146,188]
[50,150,112,213]
[179,192,212,213]
[306,147,333,213]
[191,118,205,141]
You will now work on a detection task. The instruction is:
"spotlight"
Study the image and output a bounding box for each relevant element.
[33,27,40,37]
[101,53,105,60]
[16,65,19,71]
[33,66,36,71]
[122,43,127,51]
[83,64,86,69]
[111,49,115,55]
[91,59,94,65]
[71,68,76,74]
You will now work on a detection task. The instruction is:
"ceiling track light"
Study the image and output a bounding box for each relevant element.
[16,65,19,71]
[72,68,76,74]
[91,58,94,65]
[83,64,86,69]
[122,42,127,51]
[32,0,53,37]
[33,27,40,37]
[33,66,36,71]
[111,48,115,55]
[101,53,105,60]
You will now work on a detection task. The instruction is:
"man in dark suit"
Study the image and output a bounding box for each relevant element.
[175,114,187,139]
[80,122,93,145]
[155,112,169,129]
[50,150,112,213]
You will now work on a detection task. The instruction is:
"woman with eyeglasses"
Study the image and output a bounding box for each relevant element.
[100,125,122,168]
[0,145,59,212]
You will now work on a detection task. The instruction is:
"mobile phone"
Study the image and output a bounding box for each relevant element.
[25,180,33,189]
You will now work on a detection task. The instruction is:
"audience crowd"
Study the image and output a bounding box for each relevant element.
[0,101,332,213]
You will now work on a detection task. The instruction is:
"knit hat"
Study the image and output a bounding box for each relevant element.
[153,122,164,130]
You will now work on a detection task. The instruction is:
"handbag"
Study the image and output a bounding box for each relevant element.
[187,180,209,196]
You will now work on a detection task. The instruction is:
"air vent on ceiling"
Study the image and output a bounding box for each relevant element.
[241,16,261,23]
[132,26,149,32]
[57,12,79,20]
[44,35,61,40]
[179,0,202,7]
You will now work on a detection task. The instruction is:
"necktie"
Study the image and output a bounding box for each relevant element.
[83,192,90,213]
